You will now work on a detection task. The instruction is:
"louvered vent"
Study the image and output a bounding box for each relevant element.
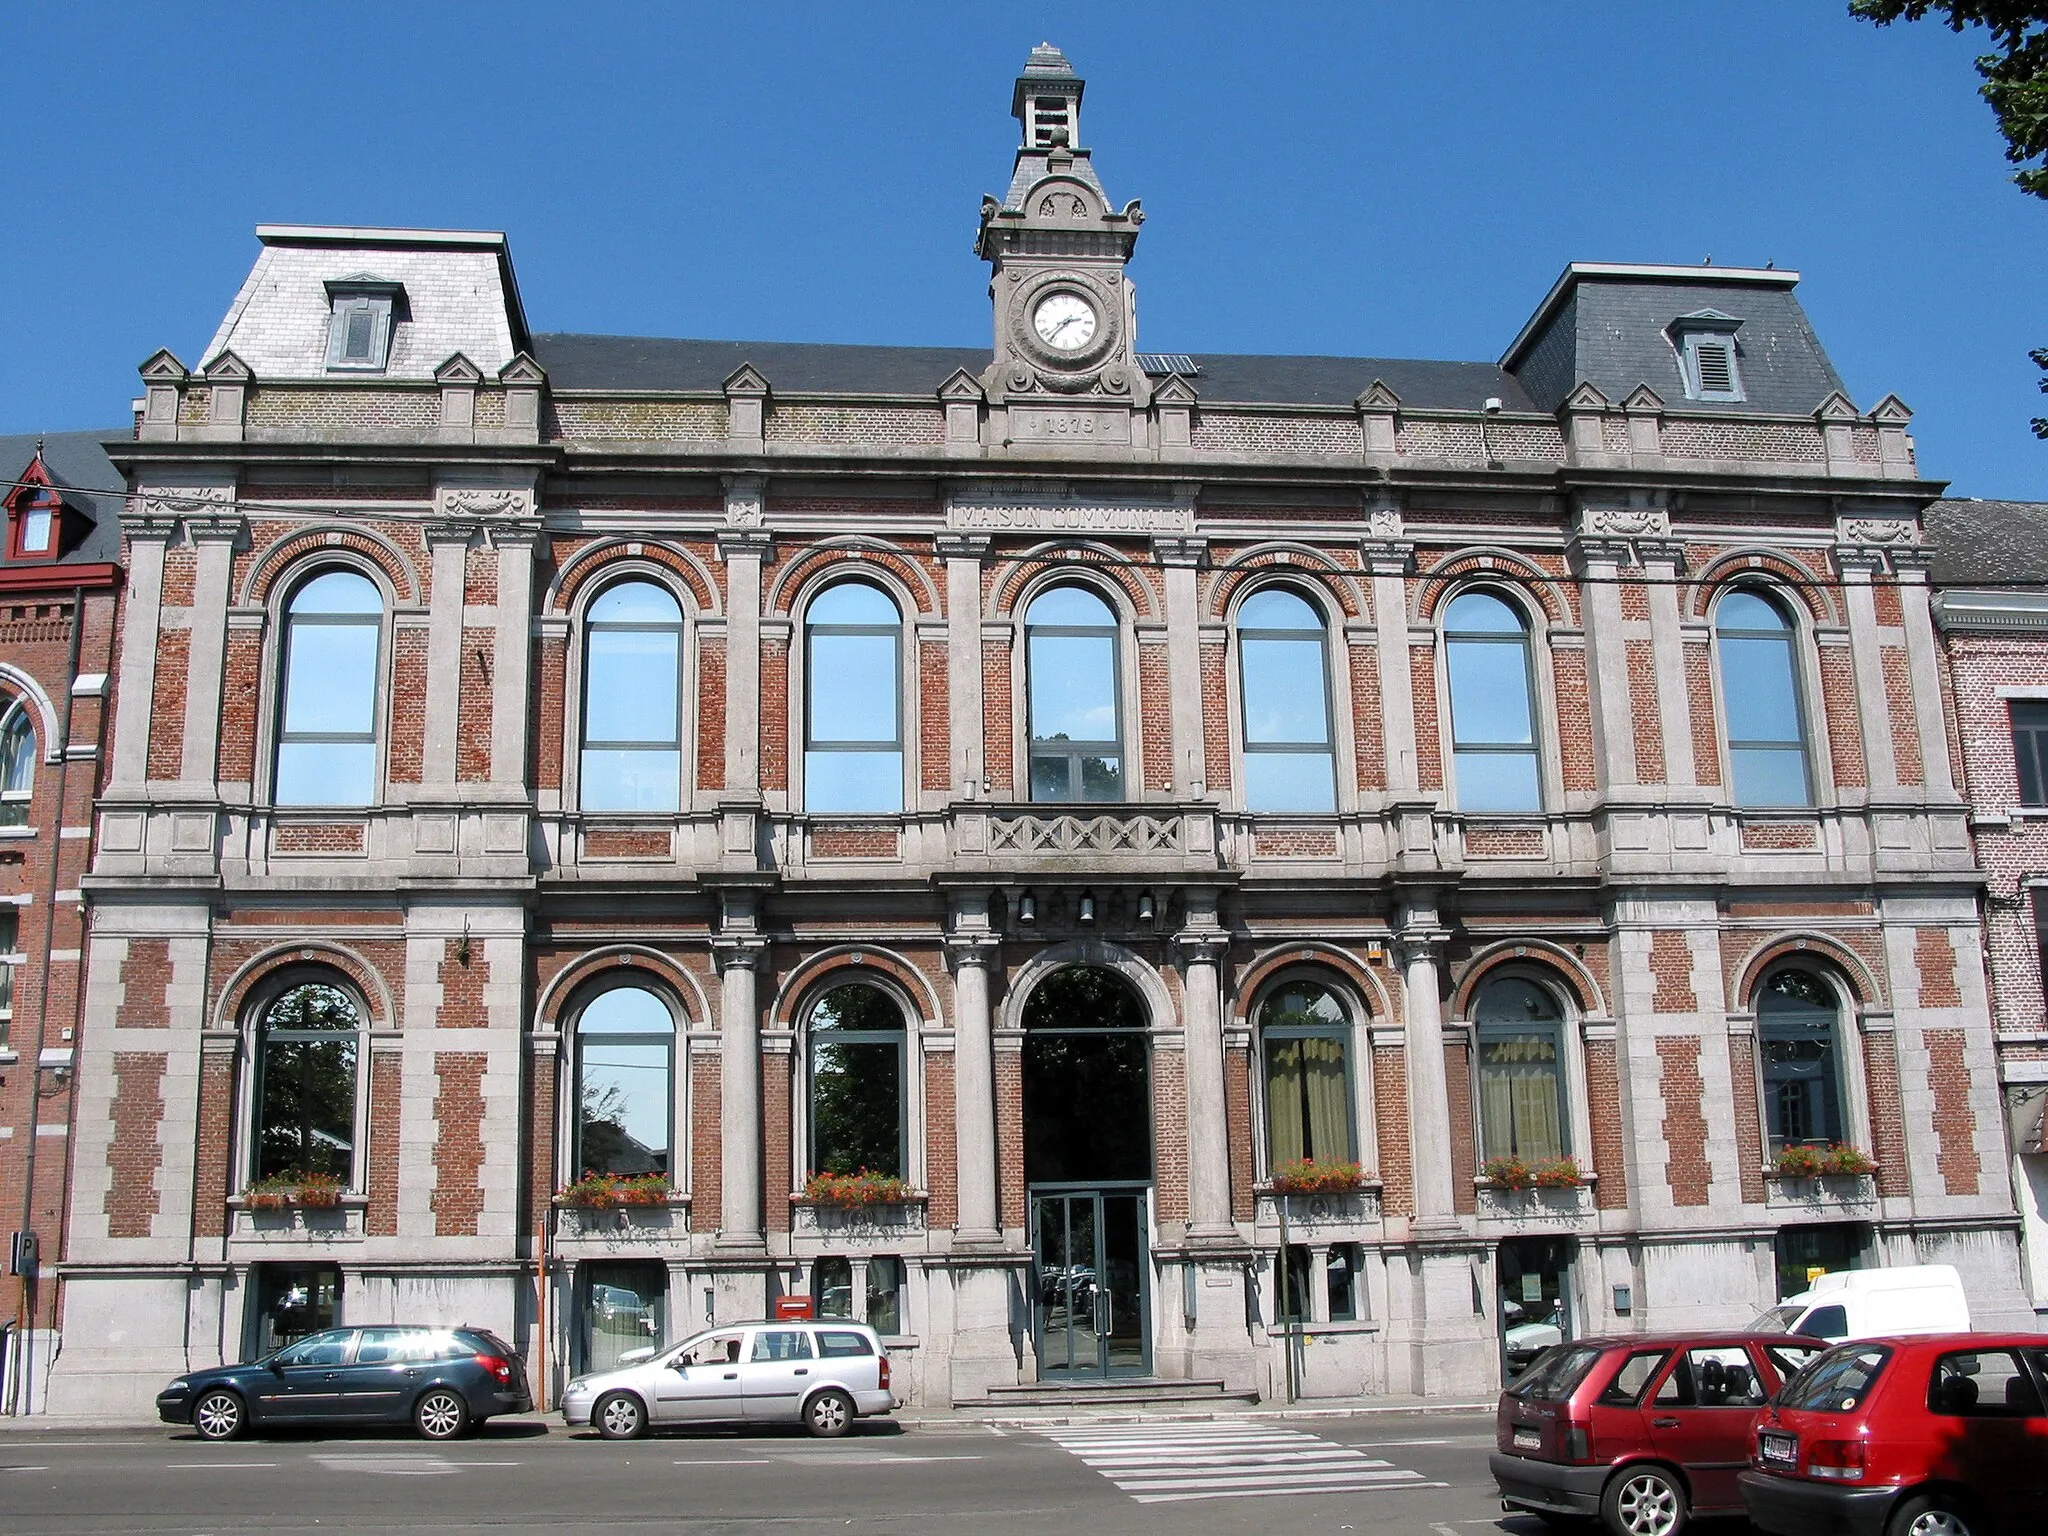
[1695,341,1734,395]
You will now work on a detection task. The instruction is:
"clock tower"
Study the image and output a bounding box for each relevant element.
[978,43,1152,436]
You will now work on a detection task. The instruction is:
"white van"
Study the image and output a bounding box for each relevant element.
[1753,1263,1970,1342]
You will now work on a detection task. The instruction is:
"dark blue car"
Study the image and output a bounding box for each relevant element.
[157,1325,532,1441]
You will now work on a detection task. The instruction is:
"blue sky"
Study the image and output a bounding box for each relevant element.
[5,2,2046,498]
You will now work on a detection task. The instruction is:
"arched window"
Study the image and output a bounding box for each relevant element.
[1757,969,1845,1152]
[1021,965,1150,1182]
[582,580,683,812]
[1474,975,1567,1162]
[807,983,906,1178]
[275,570,383,807]
[253,979,362,1184]
[1715,589,1813,807]
[1444,590,1540,813]
[574,987,676,1177]
[1238,589,1336,812]
[0,696,34,826]
[1026,586,1124,803]
[804,582,903,813]
[1259,979,1354,1167]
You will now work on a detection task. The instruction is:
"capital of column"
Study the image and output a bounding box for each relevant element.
[183,513,247,545]
[1173,928,1231,968]
[424,518,480,547]
[710,936,768,975]
[934,532,991,560]
[944,934,1001,972]
[1391,927,1449,968]
[1151,534,1208,569]
[717,528,772,563]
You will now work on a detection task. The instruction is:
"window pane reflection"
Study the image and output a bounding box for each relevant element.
[1027,588,1123,803]
[1445,591,1540,813]
[276,571,381,808]
[582,582,683,813]
[1758,970,1843,1150]
[808,984,905,1177]
[575,987,673,1176]
[255,982,360,1182]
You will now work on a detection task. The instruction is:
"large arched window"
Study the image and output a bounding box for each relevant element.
[1757,968,1845,1152]
[1238,588,1336,812]
[274,570,383,807]
[804,582,903,813]
[1715,589,1813,807]
[581,580,683,812]
[0,696,34,827]
[1474,975,1568,1162]
[1259,979,1354,1167]
[574,987,675,1176]
[253,979,362,1184]
[1026,586,1124,803]
[807,982,906,1177]
[1444,590,1540,813]
[1022,965,1150,1183]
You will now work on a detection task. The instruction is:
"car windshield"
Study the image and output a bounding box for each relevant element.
[1509,1343,1604,1402]
[1750,1304,1806,1334]
[1777,1344,1890,1412]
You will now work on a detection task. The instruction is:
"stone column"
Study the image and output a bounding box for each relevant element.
[1894,556,1956,797]
[1155,537,1208,797]
[1177,891,1235,1242]
[1364,501,1417,794]
[421,520,473,788]
[938,534,989,796]
[1568,509,1638,791]
[713,922,766,1249]
[180,515,242,788]
[719,478,768,796]
[1641,539,1695,786]
[1835,548,1898,791]
[107,505,177,791]
[1395,902,1456,1223]
[947,911,1000,1245]
[489,523,539,787]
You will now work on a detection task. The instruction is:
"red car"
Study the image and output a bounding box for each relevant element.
[1739,1333,2048,1536]
[1492,1332,1824,1535]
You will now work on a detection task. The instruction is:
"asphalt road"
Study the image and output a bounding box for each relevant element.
[0,1409,1564,1536]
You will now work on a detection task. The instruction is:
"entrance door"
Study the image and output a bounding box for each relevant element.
[1498,1237,1576,1382]
[1032,1189,1148,1377]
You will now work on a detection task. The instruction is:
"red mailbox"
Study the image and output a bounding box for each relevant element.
[774,1295,814,1320]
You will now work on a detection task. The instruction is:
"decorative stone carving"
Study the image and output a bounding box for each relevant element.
[1367,504,1404,539]
[1575,505,1671,538]
[439,487,534,518]
[1837,517,1919,546]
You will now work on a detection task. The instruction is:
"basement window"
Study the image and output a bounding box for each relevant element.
[323,278,406,372]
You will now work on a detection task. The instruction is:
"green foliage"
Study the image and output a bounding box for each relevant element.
[1480,1154,1586,1191]
[244,1169,345,1210]
[557,1171,671,1208]
[1770,1142,1879,1176]
[1853,3,2048,433]
[801,1168,911,1207]
[1269,1157,1366,1194]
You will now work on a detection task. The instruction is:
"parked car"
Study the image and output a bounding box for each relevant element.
[591,1284,658,1336]
[1752,1264,1971,1344]
[1740,1333,2048,1536]
[561,1320,894,1440]
[157,1325,532,1441]
[1492,1331,1824,1535]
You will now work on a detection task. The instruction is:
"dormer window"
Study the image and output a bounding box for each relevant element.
[1670,311,1745,403]
[4,451,74,562]
[20,499,53,554]
[323,278,406,372]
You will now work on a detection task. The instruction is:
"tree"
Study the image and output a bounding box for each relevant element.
[1851,3,2048,436]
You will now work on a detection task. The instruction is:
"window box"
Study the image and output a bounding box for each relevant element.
[1268,1158,1368,1196]
[556,1173,674,1210]
[790,1192,928,1241]
[555,1198,687,1240]
[243,1172,347,1211]
[1478,1155,1586,1192]
[1767,1143,1876,1179]
[1762,1168,1879,1212]
[1253,1183,1383,1235]
[800,1170,912,1208]
[1475,1178,1595,1223]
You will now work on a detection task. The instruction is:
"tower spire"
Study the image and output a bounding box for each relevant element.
[1013,41,1084,149]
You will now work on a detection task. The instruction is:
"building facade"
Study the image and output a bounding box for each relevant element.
[47,47,2034,1416]
[1928,498,2048,1310]
[0,433,122,1412]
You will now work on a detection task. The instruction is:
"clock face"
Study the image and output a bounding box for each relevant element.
[1032,291,1098,352]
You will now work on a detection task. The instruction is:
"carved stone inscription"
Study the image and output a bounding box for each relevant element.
[948,497,1191,535]
[1007,405,1133,446]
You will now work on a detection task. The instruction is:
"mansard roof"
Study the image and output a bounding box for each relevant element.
[532,332,1538,412]
[1925,498,2048,588]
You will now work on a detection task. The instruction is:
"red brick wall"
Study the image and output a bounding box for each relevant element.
[457,627,494,782]
[369,1051,402,1236]
[274,823,366,853]
[1627,640,1665,782]
[1656,1036,1712,1206]
[437,941,488,1027]
[1410,646,1443,790]
[1819,647,1868,788]
[1349,642,1385,791]
[1584,1037,1629,1209]
[1882,649,1923,786]
[220,629,260,782]
[584,828,673,858]
[535,632,566,791]
[1728,1034,1767,1202]
[193,1052,235,1238]
[919,640,948,792]
[690,1053,721,1232]
[810,824,899,858]
[760,634,789,793]
[1373,1043,1413,1217]
[388,626,428,784]
[1224,1043,1255,1220]
[430,1051,486,1236]
[995,1050,1024,1228]
[1915,928,1960,1008]
[104,1052,167,1238]
[764,1046,791,1232]
[119,939,173,1028]
[1684,642,1722,784]
[1861,1031,1911,1198]
[160,546,196,606]
[1138,642,1172,792]
[696,637,726,789]
[1199,640,1232,790]
[981,639,1013,795]
[1152,1049,1189,1222]
[146,629,188,780]
[1445,1036,1476,1214]
[924,1052,957,1228]
[1924,1028,1980,1196]
[1552,646,1598,791]
[1650,932,1696,1012]
[463,543,497,606]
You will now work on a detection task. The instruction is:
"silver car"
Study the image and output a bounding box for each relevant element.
[561,1321,894,1440]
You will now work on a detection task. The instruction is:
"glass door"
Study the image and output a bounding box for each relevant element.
[1498,1236,1575,1383]
[1031,1188,1149,1377]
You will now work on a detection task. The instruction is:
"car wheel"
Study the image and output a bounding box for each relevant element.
[191,1389,246,1442]
[803,1388,855,1439]
[1888,1495,1978,1536]
[412,1388,470,1441]
[1601,1464,1687,1536]
[594,1391,647,1441]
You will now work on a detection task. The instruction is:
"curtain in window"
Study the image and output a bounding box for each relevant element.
[1444,590,1540,812]
[1474,976,1567,1161]
[1238,587,1336,812]
[1716,589,1813,807]
[1026,586,1124,802]
[1259,981,1353,1165]
[575,987,675,1176]
[275,571,382,807]
[582,580,683,812]
[805,582,903,812]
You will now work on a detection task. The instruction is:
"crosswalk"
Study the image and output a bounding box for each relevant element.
[1034,1419,1446,1504]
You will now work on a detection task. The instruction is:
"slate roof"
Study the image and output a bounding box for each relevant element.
[1924,499,2048,587]
[533,333,1537,412]
[0,429,126,567]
